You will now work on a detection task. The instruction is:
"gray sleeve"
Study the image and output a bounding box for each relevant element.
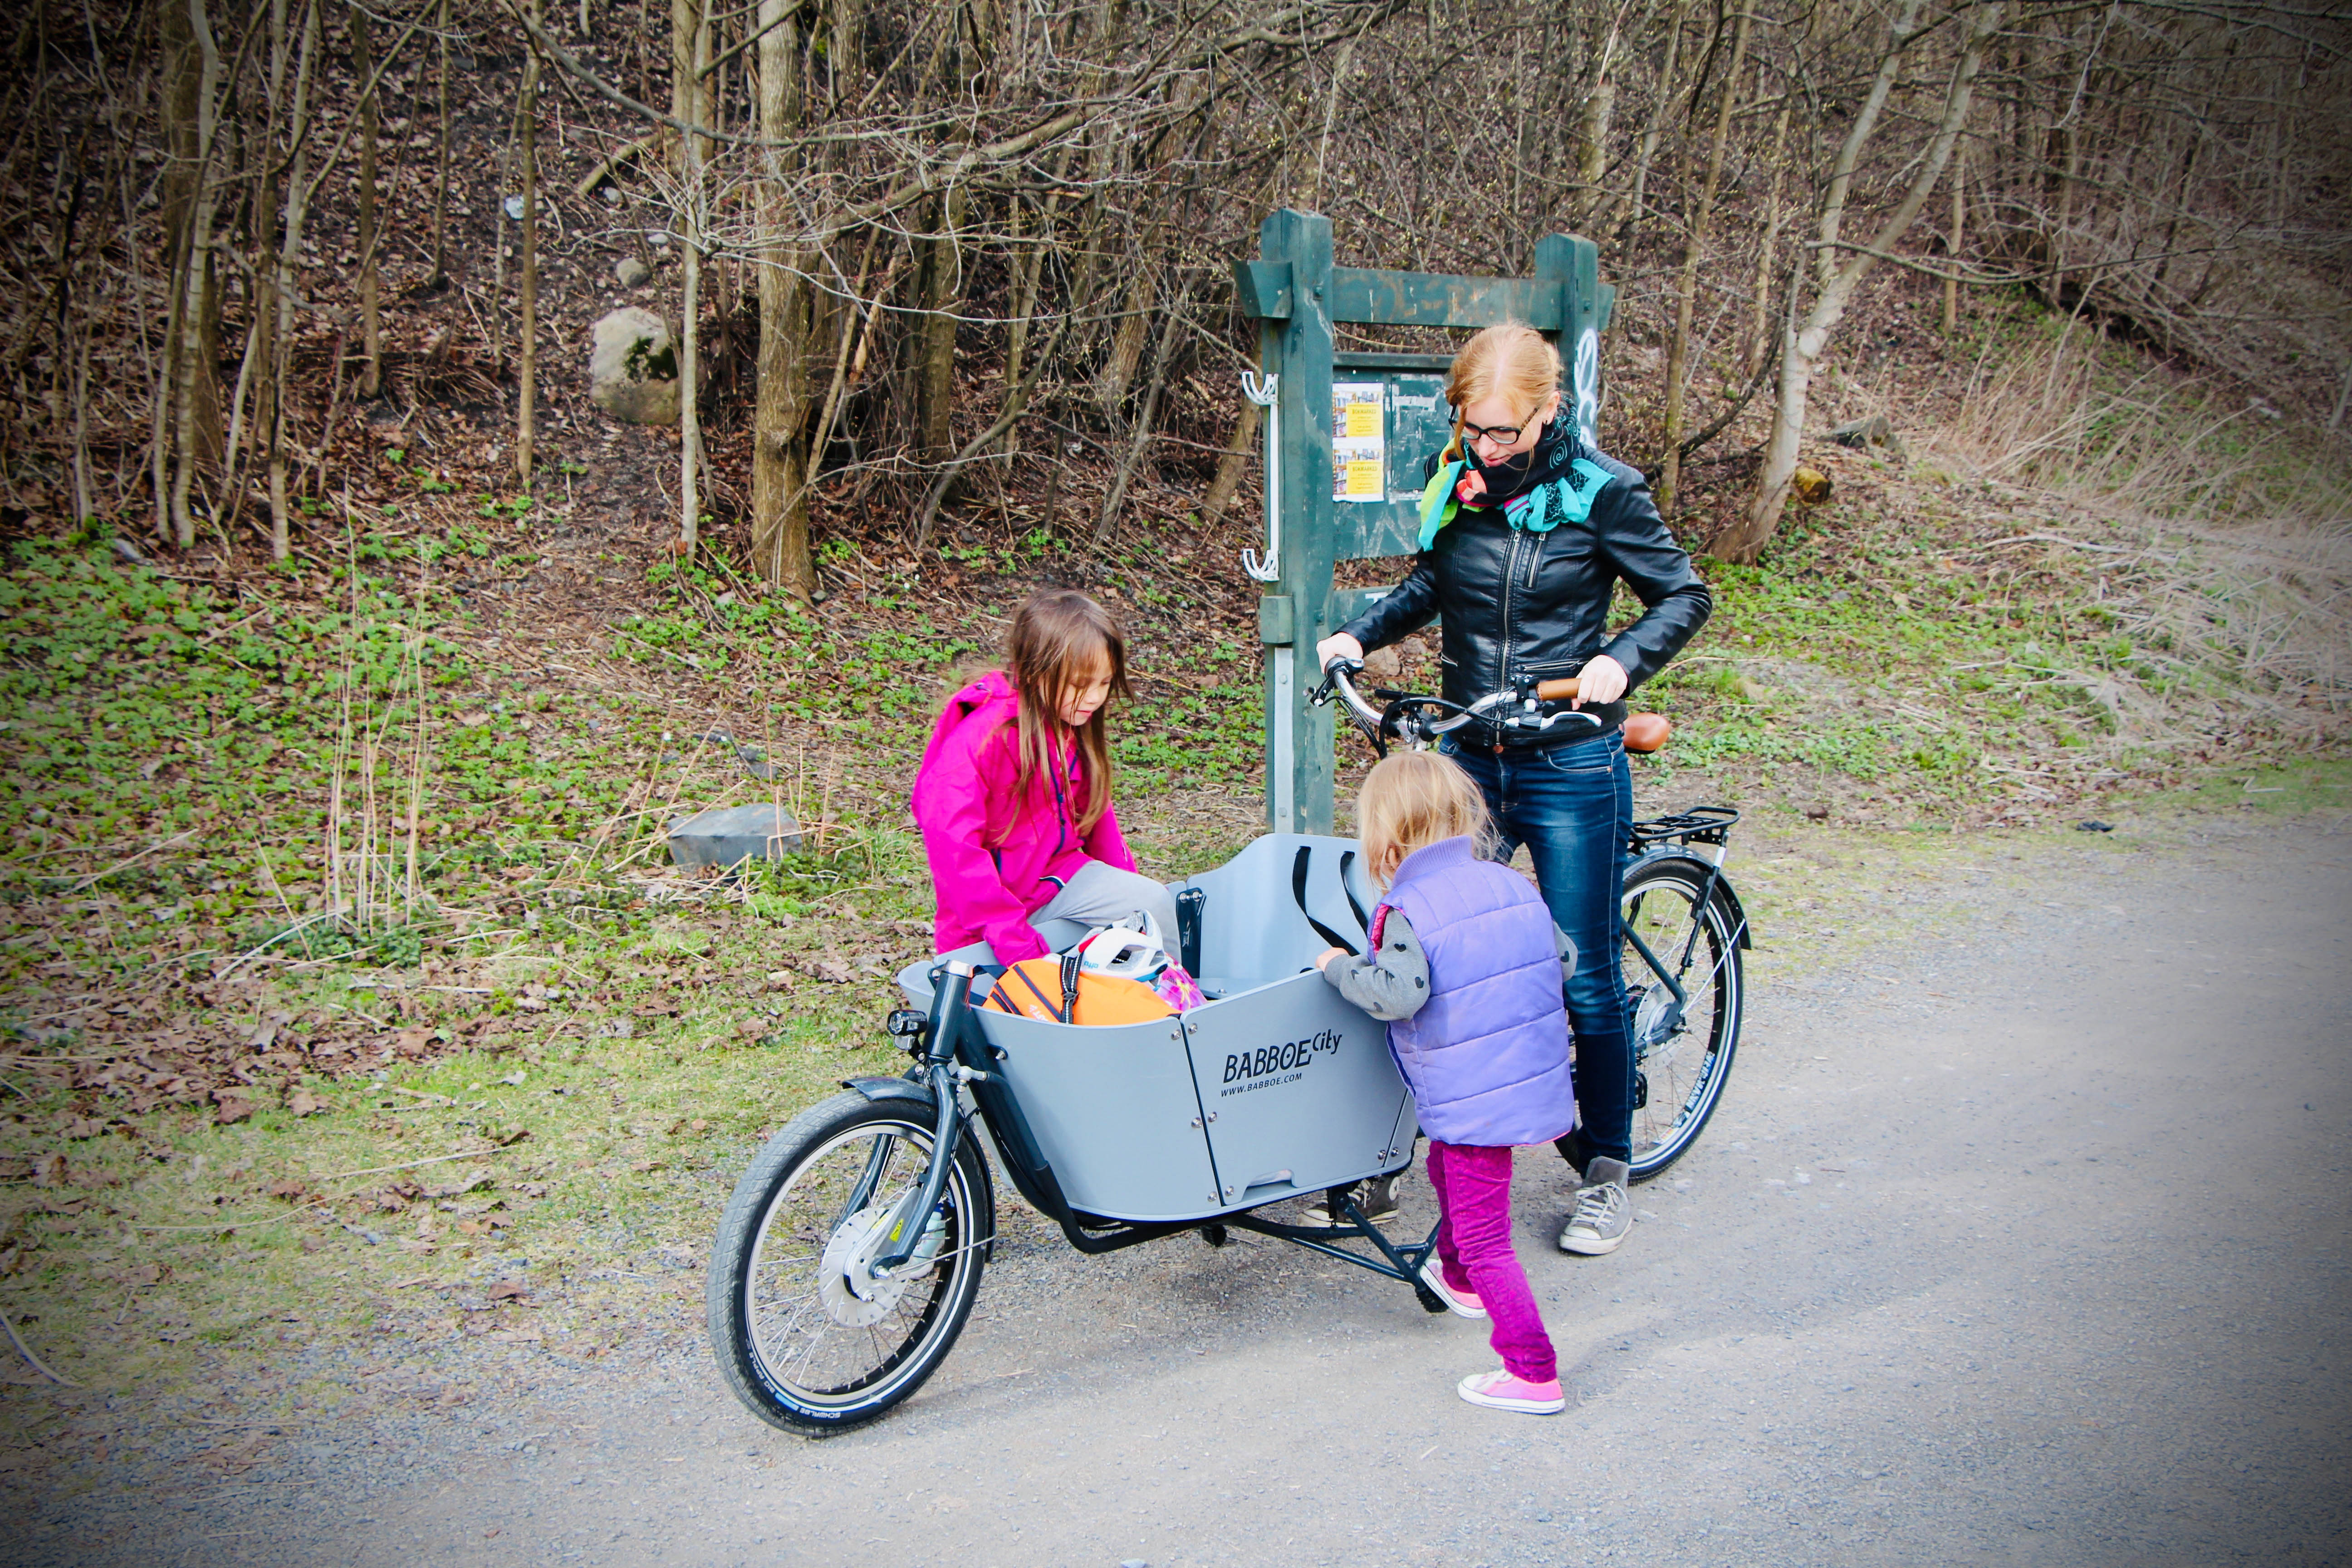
[1321,911,1431,1021]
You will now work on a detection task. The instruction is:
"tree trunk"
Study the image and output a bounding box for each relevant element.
[1747,75,1792,375]
[1658,0,1751,519]
[1201,400,1261,520]
[676,0,707,554]
[912,181,967,464]
[1569,0,1640,230]
[1096,275,1187,542]
[268,0,320,562]
[671,0,709,173]
[429,0,451,285]
[750,0,818,596]
[157,0,224,548]
[351,0,381,399]
[1615,0,1689,250]
[1817,0,1927,286]
[516,4,541,485]
[1722,0,1998,565]
[1943,139,1965,333]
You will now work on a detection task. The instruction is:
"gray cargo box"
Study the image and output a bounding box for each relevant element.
[897,834,1415,1223]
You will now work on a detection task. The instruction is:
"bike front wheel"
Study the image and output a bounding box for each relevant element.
[1619,856,1745,1182]
[706,1090,993,1434]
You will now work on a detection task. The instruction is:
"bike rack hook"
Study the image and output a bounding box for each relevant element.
[1239,371,1280,583]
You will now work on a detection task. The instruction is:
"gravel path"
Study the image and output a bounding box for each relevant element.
[15,814,2350,1567]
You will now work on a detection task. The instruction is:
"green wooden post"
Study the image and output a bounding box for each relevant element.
[1234,212,1615,834]
[1533,234,1604,446]
[1258,209,1337,834]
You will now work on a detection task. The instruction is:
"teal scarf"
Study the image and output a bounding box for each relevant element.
[1415,457,1616,552]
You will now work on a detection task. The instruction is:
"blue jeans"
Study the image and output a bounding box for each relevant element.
[1443,731,1634,1166]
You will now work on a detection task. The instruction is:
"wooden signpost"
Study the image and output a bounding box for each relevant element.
[1234,208,1614,833]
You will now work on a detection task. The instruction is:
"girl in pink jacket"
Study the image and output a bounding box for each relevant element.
[911,590,1176,964]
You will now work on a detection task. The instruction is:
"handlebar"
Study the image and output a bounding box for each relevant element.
[1316,659,1671,756]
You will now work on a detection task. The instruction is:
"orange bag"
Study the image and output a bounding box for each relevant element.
[979,954,1173,1026]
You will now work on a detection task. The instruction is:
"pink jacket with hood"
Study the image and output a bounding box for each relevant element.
[911,671,1136,964]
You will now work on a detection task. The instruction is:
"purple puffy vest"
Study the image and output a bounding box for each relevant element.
[1377,836,1578,1147]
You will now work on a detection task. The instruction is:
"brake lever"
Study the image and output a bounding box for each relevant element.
[1308,657,1363,707]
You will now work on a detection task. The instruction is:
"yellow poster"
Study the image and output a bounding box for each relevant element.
[1331,381,1387,504]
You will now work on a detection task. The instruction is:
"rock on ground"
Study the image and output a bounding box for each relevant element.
[589,308,680,426]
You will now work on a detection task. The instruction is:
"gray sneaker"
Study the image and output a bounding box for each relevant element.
[1303,1172,1403,1227]
[1558,1156,1632,1255]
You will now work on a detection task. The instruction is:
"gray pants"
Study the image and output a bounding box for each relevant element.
[1030,860,1181,954]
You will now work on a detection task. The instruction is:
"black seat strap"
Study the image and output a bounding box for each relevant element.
[1338,850,1370,935]
[1292,845,1360,956]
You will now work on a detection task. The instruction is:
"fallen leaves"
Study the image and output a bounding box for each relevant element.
[211,1089,253,1125]
[286,1089,326,1117]
[419,1173,491,1200]
[486,1279,529,1302]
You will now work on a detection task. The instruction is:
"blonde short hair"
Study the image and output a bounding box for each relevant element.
[1358,751,1493,885]
[1440,323,1563,466]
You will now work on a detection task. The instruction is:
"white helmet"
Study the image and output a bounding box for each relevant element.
[1076,913,1170,983]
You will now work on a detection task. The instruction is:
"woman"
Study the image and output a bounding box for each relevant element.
[1314,321,1712,1258]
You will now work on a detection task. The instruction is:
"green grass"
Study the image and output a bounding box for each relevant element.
[0,477,2337,1407]
[0,828,933,1398]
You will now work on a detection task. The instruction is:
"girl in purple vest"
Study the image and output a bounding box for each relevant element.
[1316,750,1581,1415]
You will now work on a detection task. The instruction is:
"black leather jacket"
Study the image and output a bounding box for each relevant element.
[1337,432,1712,748]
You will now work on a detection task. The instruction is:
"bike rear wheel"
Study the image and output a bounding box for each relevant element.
[707,1091,992,1434]
[1619,856,1744,1182]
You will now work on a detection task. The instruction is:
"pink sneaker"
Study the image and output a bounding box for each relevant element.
[1457,1368,1567,1414]
[1418,1262,1487,1318]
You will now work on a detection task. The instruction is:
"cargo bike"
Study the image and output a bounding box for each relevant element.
[706,666,1750,1433]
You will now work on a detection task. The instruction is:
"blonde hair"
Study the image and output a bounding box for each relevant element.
[1440,323,1563,466]
[1357,751,1492,885]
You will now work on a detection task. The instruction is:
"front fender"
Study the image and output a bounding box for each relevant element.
[839,1073,938,1107]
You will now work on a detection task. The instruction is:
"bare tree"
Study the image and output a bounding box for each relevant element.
[516,1,542,485]
[748,0,820,596]
[1719,0,1999,564]
[1658,0,1751,518]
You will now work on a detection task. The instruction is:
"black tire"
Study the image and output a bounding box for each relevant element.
[1618,856,1744,1183]
[706,1091,992,1434]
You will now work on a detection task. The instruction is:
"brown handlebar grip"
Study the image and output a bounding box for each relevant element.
[1622,712,1671,754]
[1533,677,1582,701]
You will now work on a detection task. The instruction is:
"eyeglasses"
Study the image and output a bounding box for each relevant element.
[1458,417,1529,448]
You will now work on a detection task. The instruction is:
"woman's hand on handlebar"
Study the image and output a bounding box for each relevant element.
[1314,633,1364,672]
[1573,654,1628,708]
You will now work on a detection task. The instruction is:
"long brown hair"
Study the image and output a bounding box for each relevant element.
[1004,589,1129,835]
[1439,323,1563,467]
